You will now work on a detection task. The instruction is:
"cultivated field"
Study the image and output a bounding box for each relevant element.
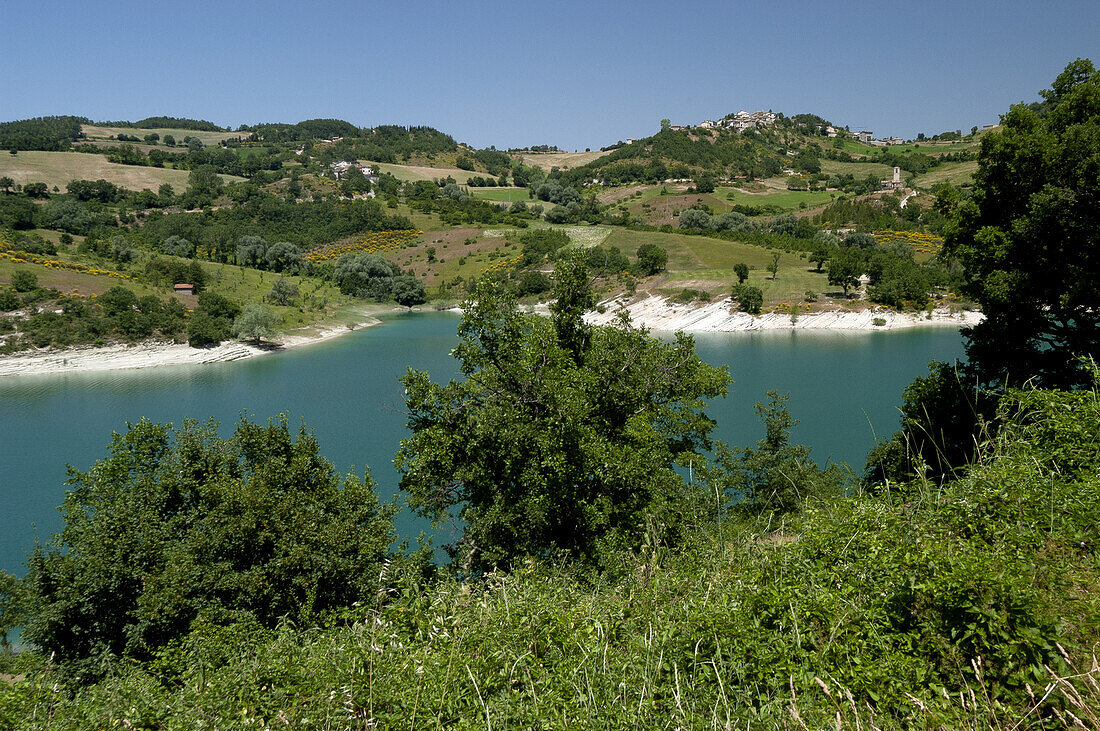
[819,159,895,178]
[519,150,608,170]
[0,151,242,191]
[720,188,834,210]
[913,160,980,187]
[374,162,478,183]
[467,187,532,202]
[82,125,241,146]
[603,229,834,303]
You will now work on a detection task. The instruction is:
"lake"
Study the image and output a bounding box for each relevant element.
[0,312,966,576]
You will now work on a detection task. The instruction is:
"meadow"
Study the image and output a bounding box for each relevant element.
[0,151,242,192]
[913,160,980,187]
[81,125,241,146]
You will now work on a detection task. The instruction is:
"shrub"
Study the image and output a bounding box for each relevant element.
[10,269,39,292]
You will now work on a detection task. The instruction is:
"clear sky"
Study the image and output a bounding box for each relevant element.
[2,0,1098,150]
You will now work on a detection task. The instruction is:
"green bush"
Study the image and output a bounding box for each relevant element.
[10,269,37,293]
[21,417,398,672]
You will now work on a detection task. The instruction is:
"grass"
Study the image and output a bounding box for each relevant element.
[913,160,980,188]
[819,159,895,178]
[1,244,359,336]
[81,125,241,146]
[467,187,531,202]
[518,149,608,170]
[0,151,242,192]
[603,228,833,304]
[883,139,981,155]
[828,138,880,156]
[374,162,478,184]
[718,187,835,211]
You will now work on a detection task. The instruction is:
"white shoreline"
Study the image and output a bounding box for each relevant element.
[0,317,382,378]
[0,297,982,378]
[583,294,984,333]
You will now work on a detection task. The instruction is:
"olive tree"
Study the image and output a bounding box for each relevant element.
[232,303,279,345]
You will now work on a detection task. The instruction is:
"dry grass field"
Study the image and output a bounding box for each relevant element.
[0,151,242,192]
[913,160,980,188]
[374,162,479,183]
[519,150,608,170]
[82,125,241,146]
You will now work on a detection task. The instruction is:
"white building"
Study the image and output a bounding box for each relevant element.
[330,161,374,179]
[881,166,904,190]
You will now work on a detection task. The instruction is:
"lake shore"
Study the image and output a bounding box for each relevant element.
[0,314,383,378]
[0,297,982,378]
[583,294,984,333]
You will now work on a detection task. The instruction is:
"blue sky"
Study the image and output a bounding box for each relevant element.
[2,0,1098,150]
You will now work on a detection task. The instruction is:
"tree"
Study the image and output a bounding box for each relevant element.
[22,417,396,668]
[264,241,302,273]
[157,183,175,206]
[160,234,195,258]
[40,197,82,237]
[733,284,763,314]
[809,242,832,272]
[391,275,426,307]
[266,277,299,306]
[733,262,749,284]
[678,208,711,230]
[634,243,668,275]
[827,248,863,296]
[333,252,401,299]
[395,253,729,570]
[185,165,222,206]
[23,182,48,198]
[10,269,38,292]
[944,59,1100,389]
[699,392,846,514]
[767,250,781,280]
[235,235,267,268]
[232,303,279,345]
[186,310,228,346]
[0,176,13,193]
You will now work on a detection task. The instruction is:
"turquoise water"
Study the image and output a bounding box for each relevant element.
[0,313,965,576]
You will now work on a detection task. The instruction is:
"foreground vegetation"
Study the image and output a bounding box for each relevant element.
[1,359,1097,728]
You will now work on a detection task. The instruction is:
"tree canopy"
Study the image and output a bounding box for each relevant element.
[944,58,1100,389]
[23,417,397,670]
[395,252,729,571]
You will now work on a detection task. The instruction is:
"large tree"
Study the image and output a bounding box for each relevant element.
[395,252,729,570]
[944,59,1100,389]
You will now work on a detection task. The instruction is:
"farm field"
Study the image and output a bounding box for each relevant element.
[719,187,834,210]
[0,151,242,191]
[883,139,981,156]
[374,162,478,183]
[467,187,532,202]
[913,160,980,187]
[819,159,895,178]
[82,125,241,146]
[828,138,880,156]
[518,150,608,170]
[602,228,832,302]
